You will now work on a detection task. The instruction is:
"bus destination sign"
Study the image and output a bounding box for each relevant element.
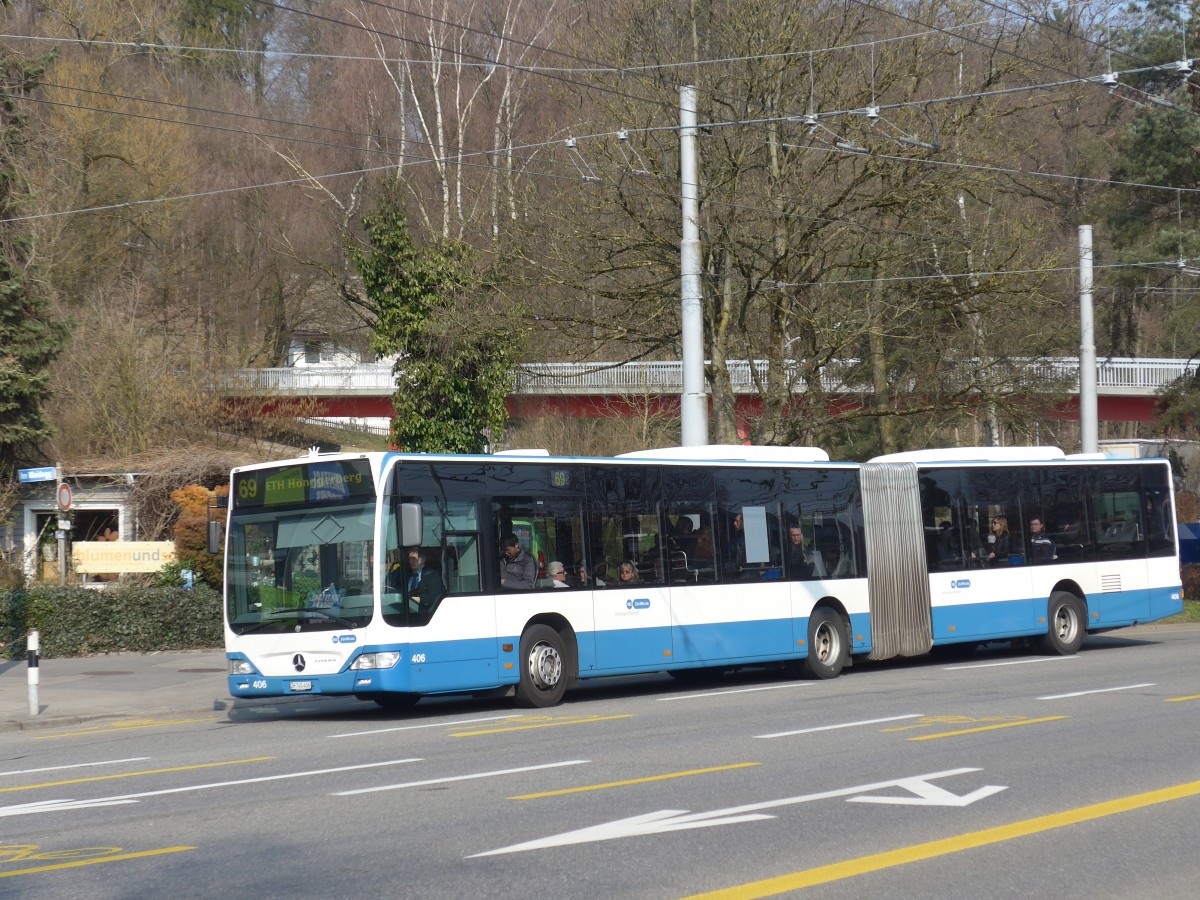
[233,459,374,509]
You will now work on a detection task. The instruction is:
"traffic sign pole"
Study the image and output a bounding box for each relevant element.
[56,464,67,587]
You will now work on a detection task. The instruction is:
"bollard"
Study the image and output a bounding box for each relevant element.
[27,629,39,716]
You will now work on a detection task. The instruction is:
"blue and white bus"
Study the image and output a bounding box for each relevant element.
[219,445,1183,708]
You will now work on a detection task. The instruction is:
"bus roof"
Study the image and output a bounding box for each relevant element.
[618,445,830,463]
[870,446,1067,464]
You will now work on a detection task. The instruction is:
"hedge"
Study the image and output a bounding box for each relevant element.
[0,585,224,659]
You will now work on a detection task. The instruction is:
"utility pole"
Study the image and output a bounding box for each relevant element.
[1078,225,1099,454]
[679,85,708,446]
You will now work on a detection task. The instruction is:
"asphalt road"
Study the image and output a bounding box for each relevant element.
[2,628,1198,899]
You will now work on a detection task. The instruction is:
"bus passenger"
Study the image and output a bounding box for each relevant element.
[546,561,570,588]
[1028,517,1055,563]
[786,525,816,579]
[617,561,641,584]
[500,534,537,590]
[577,561,606,587]
[987,516,1012,566]
[724,512,747,573]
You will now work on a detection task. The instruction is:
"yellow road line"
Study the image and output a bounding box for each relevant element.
[34,717,218,740]
[0,846,195,878]
[683,778,1200,899]
[907,716,1068,741]
[451,714,634,736]
[511,762,760,800]
[0,757,274,793]
[1165,694,1200,703]
[882,715,1025,733]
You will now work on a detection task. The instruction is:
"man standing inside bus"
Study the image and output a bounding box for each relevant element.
[785,524,818,579]
[1029,517,1055,564]
[500,534,537,590]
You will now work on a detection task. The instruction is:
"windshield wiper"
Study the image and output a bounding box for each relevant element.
[234,608,357,634]
[300,607,358,629]
[235,611,297,635]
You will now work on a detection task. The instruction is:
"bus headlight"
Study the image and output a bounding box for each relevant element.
[350,652,401,670]
[228,659,258,676]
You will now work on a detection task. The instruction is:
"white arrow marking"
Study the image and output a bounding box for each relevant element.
[470,768,1005,857]
[848,774,1007,807]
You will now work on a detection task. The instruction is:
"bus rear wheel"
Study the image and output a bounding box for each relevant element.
[515,625,568,708]
[1041,592,1085,655]
[800,608,849,679]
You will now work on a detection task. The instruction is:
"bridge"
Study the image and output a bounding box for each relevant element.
[217,356,1199,426]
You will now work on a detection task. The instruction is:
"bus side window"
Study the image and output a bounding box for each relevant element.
[1091,467,1145,561]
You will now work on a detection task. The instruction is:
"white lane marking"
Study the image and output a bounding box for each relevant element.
[0,759,422,818]
[756,714,924,739]
[0,798,140,814]
[0,757,150,777]
[657,683,812,702]
[470,768,1003,856]
[944,656,1080,671]
[329,715,520,738]
[1038,682,1155,700]
[333,760,590,796]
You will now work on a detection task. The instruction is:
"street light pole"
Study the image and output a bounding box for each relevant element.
[679,84,708,446]
[1079,225,1098,454]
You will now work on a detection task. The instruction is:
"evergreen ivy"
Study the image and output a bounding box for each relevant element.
[353,183,518,454]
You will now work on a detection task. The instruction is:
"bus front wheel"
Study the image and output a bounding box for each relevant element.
[516,625,568,708]
[1041,592,1085,655]
[801,608,849,679]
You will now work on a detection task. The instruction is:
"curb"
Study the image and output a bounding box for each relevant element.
[0,694,342,735]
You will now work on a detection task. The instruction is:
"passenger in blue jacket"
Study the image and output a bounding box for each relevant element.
[1028,517,1055,564]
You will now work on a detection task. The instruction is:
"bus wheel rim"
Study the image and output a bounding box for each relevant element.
[814,622,838,662]
[528,641,562,690]
[1055,605,1077,642]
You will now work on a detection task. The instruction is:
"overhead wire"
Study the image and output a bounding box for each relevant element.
[246,0,676,112]
[3,4,1198,270]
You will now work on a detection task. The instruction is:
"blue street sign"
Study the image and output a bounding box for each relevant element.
[18,466,56,483]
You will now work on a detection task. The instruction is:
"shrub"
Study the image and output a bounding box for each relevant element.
[1182,564,1200,602]
[0,584,223,658]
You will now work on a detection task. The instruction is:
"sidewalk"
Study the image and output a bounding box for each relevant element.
[0,648,243,733]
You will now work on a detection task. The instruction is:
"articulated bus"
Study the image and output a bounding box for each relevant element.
[220,445,1182,708]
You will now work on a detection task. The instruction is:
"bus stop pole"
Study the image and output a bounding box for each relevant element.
[27,629,39,716]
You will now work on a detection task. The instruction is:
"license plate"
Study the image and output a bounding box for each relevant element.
[289,680,313,692]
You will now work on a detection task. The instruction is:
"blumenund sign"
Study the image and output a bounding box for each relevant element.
[72,541,176,574]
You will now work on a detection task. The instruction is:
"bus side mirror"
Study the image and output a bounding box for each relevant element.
[400,502,423,547]
[207,495,228,555]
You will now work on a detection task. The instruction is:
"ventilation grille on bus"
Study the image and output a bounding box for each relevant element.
[1101,574,1122,593]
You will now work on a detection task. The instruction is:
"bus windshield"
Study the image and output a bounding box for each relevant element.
[226,500,376,635]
